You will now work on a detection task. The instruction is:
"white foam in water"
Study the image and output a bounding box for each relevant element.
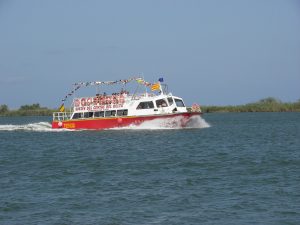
[0,122,70,132]
[111,115,210,130]
[0,116,210,132]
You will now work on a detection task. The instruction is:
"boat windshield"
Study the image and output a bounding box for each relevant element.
[174,98,185,107]
[167,97,174,106]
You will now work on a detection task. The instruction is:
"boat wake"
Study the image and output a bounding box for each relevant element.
[0,116,210,132]
[0,122,70,132]
[111,115,210,130]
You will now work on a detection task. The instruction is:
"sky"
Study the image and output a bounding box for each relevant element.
[0,0,299,109]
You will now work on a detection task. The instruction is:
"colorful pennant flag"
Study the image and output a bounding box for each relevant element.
[60,77,157,106]
[59,103,65,112]
[151,82,160,91]
[136,78,143,84]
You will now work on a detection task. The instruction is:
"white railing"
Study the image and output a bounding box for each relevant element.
[53,112,72,121]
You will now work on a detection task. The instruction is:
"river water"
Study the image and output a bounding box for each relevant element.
[0,113,299,225]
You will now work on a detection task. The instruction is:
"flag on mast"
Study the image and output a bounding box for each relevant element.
[59,103,65,112]
[151,82,161,91]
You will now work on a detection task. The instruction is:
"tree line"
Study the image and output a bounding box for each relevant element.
[199,97,300,113]
[0,97,300,116]
[0,104,55,116]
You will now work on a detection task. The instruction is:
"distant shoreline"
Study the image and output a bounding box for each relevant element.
[1,98,300,116]
[198,103,300,113]
[192,97,300,113]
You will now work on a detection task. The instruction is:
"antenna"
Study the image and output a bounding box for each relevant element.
[142,72,147,94]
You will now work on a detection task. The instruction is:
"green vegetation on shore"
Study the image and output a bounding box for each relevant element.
[0,104,55,116]
[200,97,300,113]
[0,98,299,117]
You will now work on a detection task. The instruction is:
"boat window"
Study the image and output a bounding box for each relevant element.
[167,97,174,106]
[156,99,168,108]
[175,98,185,107]
[117,109,128,116]
[94,111,104,117]
[105,110,116,117]
[84,112,93,118]
[72,112,82,119]
[136,101,154,109]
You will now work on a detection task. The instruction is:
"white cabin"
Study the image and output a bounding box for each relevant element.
[52,78,192,122]
[68,92,187,120]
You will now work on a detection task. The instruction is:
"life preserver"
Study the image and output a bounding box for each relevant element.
[74,99,80,107]
[117,118,123,124]
[81,98,86,106]
[58,121,63,128]
[86,98,93,106]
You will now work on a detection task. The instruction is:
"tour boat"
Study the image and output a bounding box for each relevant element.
[52,77,202,130]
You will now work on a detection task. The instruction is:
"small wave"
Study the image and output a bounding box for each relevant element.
[110,115,210,130]
[0,122,70,132]
[186,115,210,128]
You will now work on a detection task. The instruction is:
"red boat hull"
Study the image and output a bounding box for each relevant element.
[52,112,201,130]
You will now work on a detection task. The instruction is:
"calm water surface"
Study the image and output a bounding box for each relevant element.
[0,113,299,225]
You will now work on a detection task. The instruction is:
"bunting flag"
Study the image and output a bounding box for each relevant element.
[59,103,65,112]
[136,78,143,84]
[73,77,155,88]
[60,76,158,104]
[151,82,161,91]
[74,77,139,86]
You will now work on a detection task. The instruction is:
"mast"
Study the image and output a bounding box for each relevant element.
[159,81,163,95]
